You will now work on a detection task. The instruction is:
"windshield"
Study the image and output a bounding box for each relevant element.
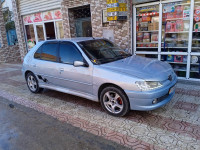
[78,39,132,64]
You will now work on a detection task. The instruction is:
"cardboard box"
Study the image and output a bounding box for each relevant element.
[148,22,159,31]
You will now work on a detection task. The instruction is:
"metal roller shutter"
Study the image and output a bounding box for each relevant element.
[18,0,61,15]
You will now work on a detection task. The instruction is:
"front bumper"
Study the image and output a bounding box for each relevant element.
[125,77,177,111]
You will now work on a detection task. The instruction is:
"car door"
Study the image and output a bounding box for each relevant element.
[32,41,60,86]
[57,42,93,95]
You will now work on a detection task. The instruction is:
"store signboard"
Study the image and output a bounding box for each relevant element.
[23,9,62,24]
[107,0,127,21]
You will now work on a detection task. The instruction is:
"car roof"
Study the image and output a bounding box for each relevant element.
[41,37,103,43]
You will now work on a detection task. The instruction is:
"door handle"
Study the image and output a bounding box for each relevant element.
[59,68,64,72]
[32,64,37,67]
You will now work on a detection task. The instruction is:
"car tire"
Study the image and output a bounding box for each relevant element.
[100,86,130,117]
[26,72,43,93]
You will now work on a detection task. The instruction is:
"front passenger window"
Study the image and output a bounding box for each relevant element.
[59,43,83,64]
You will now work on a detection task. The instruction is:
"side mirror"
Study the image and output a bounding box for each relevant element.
[74,61,85,67]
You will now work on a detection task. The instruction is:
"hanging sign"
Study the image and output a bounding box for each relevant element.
[107,0,127,21]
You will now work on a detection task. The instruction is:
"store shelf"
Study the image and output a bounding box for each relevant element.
[136,42,159,44]
[175,3,190,6]
[167,61,187,64]
[136,12,159,17]
[192,39,200,41]
[161,47,188,48]
[193,31,200,32]
[137,30,159,33]
[165,31,189,33]
[135,51,158,54]
[137,47,158,49]
[190,63,200,65]
[166,18,184,21]
[174,69,187,72]
[190,70,199,73]
[192,47,200,49]
[165,39,188,42]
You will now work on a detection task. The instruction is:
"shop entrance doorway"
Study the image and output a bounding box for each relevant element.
[45,22,56,40]
[70,5,92,37]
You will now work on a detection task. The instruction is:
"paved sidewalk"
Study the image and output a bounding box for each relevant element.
[0,63,200,150]
[0,96,129,150]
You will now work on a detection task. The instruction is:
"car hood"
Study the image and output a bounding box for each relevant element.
[99,55,173,81]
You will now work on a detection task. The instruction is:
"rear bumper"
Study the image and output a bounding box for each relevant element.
[125,77,177,111]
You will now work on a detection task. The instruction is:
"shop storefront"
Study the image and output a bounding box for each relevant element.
[23,9,64,50]
[133,0,200,80]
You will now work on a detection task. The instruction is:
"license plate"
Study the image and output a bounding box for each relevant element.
[169,85,176,94]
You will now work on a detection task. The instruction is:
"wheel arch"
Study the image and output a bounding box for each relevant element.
[98,83,129,101]
[25,70,33,79]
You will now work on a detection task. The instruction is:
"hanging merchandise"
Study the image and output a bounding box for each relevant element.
[163,3,175,13]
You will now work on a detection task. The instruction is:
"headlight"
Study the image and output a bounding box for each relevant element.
[135,81,163,91]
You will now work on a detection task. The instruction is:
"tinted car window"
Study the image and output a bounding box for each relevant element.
[59,43,83,64]
[34,46,42,59]
[78,39,131,64]
[41,43,58,62]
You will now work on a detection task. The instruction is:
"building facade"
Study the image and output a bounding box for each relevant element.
[0,0,200,81]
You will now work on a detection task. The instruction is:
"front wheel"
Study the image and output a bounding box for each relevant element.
[26,72,43,93]
[100,86,130,117]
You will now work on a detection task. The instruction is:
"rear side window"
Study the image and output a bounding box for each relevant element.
[41,43,58,62]
[59,43,83,64]
[34,46,42,59]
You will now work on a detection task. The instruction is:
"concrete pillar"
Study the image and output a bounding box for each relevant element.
[61,1,71,38]
[0,8,8,47]
[11,0,27,61]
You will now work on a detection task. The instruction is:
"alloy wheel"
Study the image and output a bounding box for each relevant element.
[27,75,37,92]
[103,91,124,114]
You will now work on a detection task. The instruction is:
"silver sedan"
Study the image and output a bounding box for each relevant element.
[22,38,177,117]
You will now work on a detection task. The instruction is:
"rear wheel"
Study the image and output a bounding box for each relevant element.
[26,72,43,93]
[100,86,130,117]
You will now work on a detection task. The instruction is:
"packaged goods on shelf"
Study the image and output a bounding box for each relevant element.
[167,12,175,19]
[136,33,143,42]
[143,33,150,39]
[174,55,183,62]
[183,22,190,31]
[174,6,184,18]
[152,16,159,23]
[143,33,150,43]
[148,22,159,31]
[142,16,151,22]
[191,56,199,63]
[139,22,148,31]
[175,20,184,32]
[183,56,187,62]
[166,22,175,32]
[151,33,158,42]
[143,39,150,43]
[167,55,174,62]
[194,22,200,31]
